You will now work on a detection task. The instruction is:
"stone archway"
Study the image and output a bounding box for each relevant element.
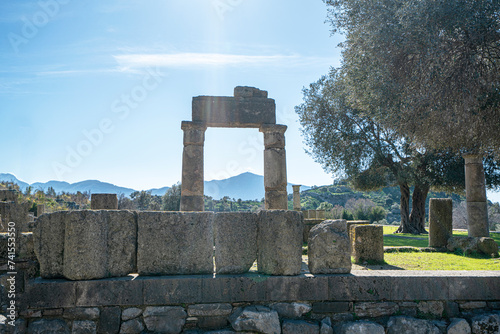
[180,86,288,211]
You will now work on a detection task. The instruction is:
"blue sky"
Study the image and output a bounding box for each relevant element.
[1,0,499,203]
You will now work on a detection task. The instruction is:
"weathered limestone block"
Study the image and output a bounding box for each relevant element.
[303,219,324,243]
[63,210,107,280]
[120,319,145,334]
[355,302,399,318]
[28,319,70,334]
[417,301,444,318]
[90,193,118,210]
[269,302,312,319]
[428,198,453,247]
[214,212,257,274]
[98,307,121,334]
[447,236,499,257]
[336,321,385,334]
[346,221,370,239]
[63,307,100,320]
[33,211,67,278]
[107,210,137,277]
[137,211,214,275]
[192,87,275,127]
[257,210,303,276]
[187,304,233,317]
[308,220,351,274]
[143,306,187,334]
[387,316,440,334]
[471,314,500,334]
[72,320,97,334]
[320,318,334,334]
[447,318,471,334]
[229,306,281,334]
[351,225,384,263]
[122,308,143,321]
[282,320,319,334]
[0,189,18,202]
[0,201,30,233]
[63,210,136,280]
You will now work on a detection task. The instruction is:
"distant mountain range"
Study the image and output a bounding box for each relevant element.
[0,172,311,200]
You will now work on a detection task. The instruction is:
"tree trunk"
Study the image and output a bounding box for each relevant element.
[409,184,430,234]
[395,183,412,234]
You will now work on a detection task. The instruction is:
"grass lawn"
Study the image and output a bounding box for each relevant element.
[373,225,500,270]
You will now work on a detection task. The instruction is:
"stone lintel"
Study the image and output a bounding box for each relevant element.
[192,95,276,128]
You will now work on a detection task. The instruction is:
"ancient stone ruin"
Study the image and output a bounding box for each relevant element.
[180,86,288,211]
[6,88,500,333]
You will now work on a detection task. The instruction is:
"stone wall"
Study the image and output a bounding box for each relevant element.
[14,271,500,333]
[34,210,306,280]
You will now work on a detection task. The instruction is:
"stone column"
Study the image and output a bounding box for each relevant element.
[292,185,301,211]
[428,198,453,247]
[463,155,489,237]
[260,124,288,210]
[180,121,206,212]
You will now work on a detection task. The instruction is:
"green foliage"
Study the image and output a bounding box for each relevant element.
[162,183,181,211]
[324,0,500,156]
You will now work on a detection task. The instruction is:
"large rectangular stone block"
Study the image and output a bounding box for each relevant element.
[192,95,276,127]
[308,220,351,274]
[351,225,384,263]
[64,211,108,280]
[429,198,453,247]
[214,212,258,274]
[106,210,137,276]
[62,210,137,280]
[137,212,214,275]
[257,210,303,275]
[34,211,67,278]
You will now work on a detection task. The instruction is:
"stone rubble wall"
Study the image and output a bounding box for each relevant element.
[13,272,500,333]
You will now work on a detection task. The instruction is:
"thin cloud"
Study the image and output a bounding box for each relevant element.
[113,53,296,69]
[113,53,336,71]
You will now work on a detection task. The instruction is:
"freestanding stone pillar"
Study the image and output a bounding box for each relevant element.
[463,155,489,237]
[260,124,288,210]
[428,198,453,247]
[292,185,301,211]
[91,194,118,210]
[180,121,207,212]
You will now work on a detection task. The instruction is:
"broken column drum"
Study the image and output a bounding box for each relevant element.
[180,86,288,211]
